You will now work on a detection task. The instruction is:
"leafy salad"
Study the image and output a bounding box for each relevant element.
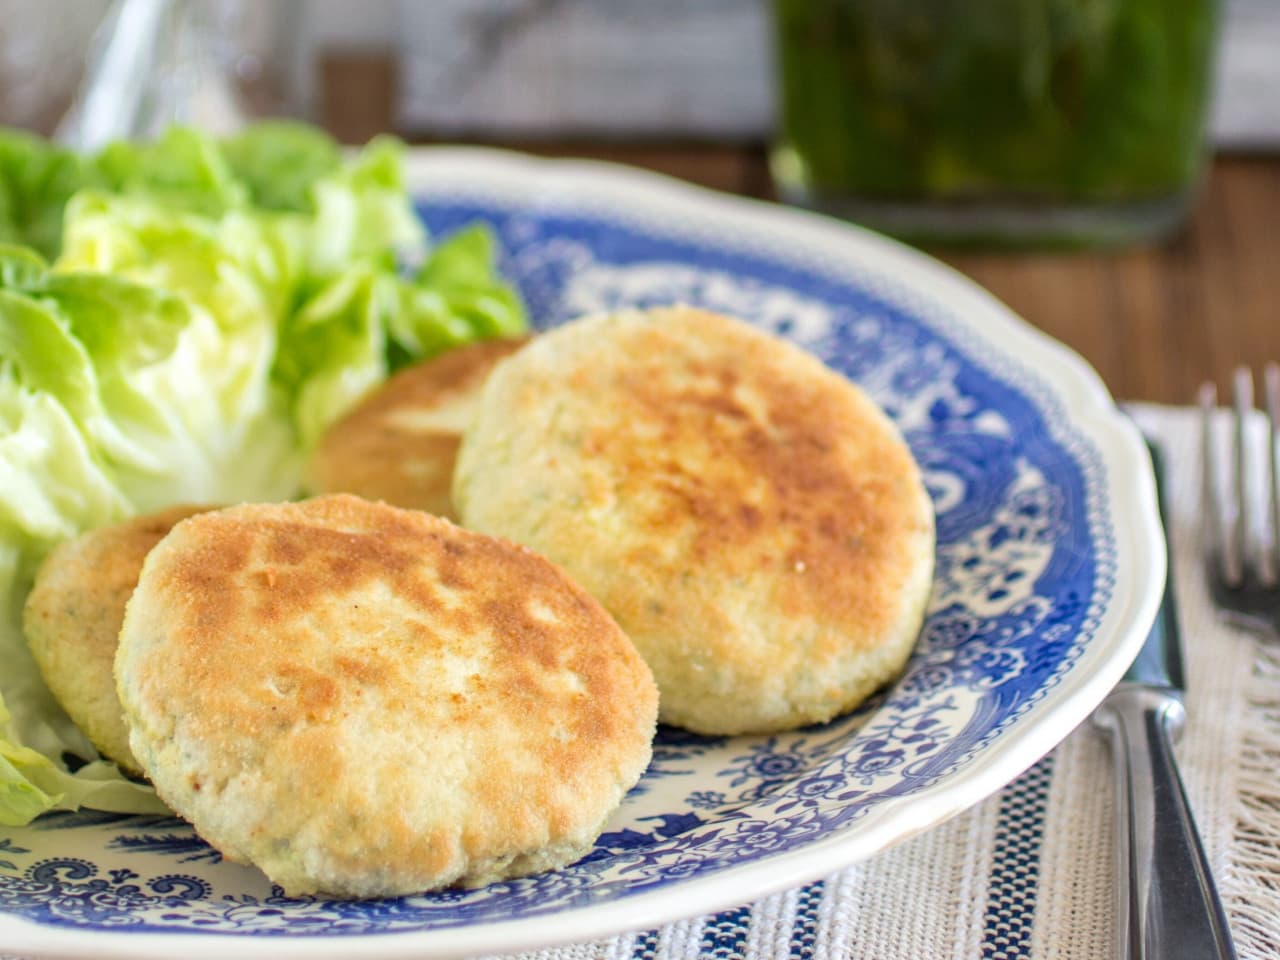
[0,121,527,825]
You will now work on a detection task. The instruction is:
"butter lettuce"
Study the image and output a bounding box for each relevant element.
[279,264,395,447]
[222,121,342,212]
[390,224,527,366]
[307,135,425,277]
[95,127,247,218]
[1,662,168,827]
[0,131,96,259]
[0,122,527,825]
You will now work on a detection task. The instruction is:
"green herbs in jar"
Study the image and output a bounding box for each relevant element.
[771,0,1219,246]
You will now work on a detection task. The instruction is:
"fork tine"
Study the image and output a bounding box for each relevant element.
[1201,380,1241,586]
[1233,367,1254,586]
[1264,363,1280,585]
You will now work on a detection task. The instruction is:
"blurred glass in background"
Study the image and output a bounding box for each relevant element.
[771,0,1221,246]
[57,0,245,150]
[0,0,301,138]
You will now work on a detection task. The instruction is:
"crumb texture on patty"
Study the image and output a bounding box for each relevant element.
[115,494,657,897]
[22,503,210,775]
[455,306,935,735]
[307,337,529,518]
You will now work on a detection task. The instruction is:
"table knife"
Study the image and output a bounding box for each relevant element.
[1092,440,1236,960]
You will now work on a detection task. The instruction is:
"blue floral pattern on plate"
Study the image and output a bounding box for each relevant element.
[0,155,1138,947]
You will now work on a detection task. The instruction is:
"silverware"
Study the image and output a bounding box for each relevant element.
[1200,364,1280,636]
[1092,439,1237,960]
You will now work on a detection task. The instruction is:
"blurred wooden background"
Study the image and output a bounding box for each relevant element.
[944,158,1280,406]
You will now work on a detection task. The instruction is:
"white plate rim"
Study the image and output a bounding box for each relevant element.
[1,146,1165,960]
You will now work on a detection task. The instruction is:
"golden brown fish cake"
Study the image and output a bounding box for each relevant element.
[22,504,211,776]
[307,337,530,518]
[115,494,657,897]
[454,306,935,735]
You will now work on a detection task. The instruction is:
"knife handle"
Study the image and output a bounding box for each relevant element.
[1093,686,1236,960]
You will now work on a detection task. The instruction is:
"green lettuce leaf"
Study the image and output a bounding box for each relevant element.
[222,120,343,212]
[390,224,527,366]
[0,268,147,823]
[0,123,427,266]
[60,209,306,512]
[0,131,95,259]
[308,136,425,277]
[0,244,47,288]
[94,127,247,219]
[277,264,395,447]
[0,680,168,826]
[0,240,298,826]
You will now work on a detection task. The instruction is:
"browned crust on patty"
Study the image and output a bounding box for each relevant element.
[307,337,530,517]
[454,307,935,733]
[116,494,656,895]
[22,504,212,775]
[580,319,915,649]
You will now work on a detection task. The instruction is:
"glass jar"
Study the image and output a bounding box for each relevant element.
[770,0,1220,247]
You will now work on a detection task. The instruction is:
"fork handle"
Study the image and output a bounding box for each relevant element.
[1093,686,1237,960]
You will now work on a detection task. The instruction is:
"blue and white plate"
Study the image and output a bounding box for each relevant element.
[0,150,1164,960]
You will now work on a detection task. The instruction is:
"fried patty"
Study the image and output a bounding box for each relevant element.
[307,337,530,518]
[454,306,935,734]
[115,494,657,897]
[22,504,210,776]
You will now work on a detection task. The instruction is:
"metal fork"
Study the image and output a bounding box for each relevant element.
[1200,364,1280,636]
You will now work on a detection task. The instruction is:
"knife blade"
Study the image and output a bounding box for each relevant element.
[1092,438,1236,960]
[1122,440,1185,691]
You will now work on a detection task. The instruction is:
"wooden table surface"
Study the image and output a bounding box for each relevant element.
[468,140,1279,406]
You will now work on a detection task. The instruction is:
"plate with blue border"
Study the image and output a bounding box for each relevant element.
[0,149,1164,960]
